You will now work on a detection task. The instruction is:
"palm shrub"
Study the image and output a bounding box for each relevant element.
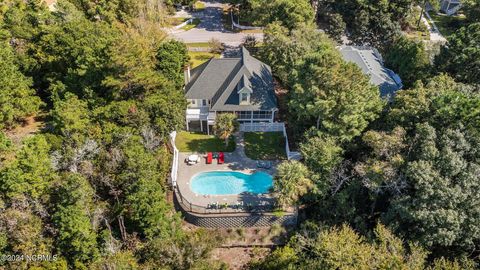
[274,160,313,208]
[213,113,238,146]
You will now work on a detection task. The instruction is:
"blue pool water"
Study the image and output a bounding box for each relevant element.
[190,171,273,195]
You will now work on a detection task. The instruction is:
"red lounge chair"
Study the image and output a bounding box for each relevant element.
[218,152,224,164]
[206,152,213,164]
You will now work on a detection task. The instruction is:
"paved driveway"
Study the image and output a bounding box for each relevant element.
[171,0,263,45]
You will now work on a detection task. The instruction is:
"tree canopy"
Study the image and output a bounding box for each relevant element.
[435,23,480,85]
[0,41,42,129]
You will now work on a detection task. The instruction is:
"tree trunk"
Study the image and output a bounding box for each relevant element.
[118,215,127,242]
[417,0,427,28]
[316,115,321,129]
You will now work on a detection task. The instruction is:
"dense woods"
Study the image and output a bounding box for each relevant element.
[0,0,222,269]
[251,0,480,268]
[0,0,479,269]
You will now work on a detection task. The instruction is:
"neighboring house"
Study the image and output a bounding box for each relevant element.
[339,45,403,98]
[184,47,278,134]
[440,0,462,15]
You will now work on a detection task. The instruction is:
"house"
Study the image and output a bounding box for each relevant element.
[339,45,403,98]
[184,47,278,134]
[440,0,462,15]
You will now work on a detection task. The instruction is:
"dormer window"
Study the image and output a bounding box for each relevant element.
[239,89,251,105]
[241,93,248,103]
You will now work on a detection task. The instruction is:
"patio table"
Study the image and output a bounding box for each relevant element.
[186,154,200,165]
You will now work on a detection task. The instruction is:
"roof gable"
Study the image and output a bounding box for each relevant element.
[185,47,277,111]
[339,45,403,98]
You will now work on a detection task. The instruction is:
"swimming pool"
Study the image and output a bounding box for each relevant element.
[190,171,273,195]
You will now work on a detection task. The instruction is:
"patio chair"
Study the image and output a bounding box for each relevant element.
[206,152,213,164]
[264,161,272,169]
[218,152,224,164]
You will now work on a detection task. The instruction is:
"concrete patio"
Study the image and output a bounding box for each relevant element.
[175,132,279,213]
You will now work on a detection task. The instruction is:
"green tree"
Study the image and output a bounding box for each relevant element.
[27,10,119,102]
[246,0,315,30]
[120,136,180,240]
[90,251,139,270]
[50,92,91,136]
[386,123,480,255]
[155,40,189,88]
[0,201,54,269]
[354,127,408,195]
[0,132,11,164]
[260,22,330,83]
[104,23,168,100]
[252,222,428,269]
[464,0,480,23]
[0,41,42,129]
[274,160,313,207]
[126,177,179,240]
[142,91,187,138]
[387,74,459,130]
[324,13,346,43]
[0,135,55,200]
[289,50,383,142]
[385,36,430,87]
[213,113,238,146]
[143,229,223,269]
[435,23,480,84]
[52,173,98,265]
[300,134,343,193]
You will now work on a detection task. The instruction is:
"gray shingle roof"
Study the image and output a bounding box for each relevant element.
[185,47,277,111]
[339,46,403,98]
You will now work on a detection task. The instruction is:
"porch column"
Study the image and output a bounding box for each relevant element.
[186,118,189,131]
[271,109,275,123]
[250,111,253,123]
[207,123,210,135]
[200,119,203,132]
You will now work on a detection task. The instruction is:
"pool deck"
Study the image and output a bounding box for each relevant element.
[176,132,279,211]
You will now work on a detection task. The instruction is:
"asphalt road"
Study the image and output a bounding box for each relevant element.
[171,0,263,45]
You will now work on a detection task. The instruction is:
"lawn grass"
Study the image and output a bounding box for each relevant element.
[168,17,188,27]
[181,18,201,31]
[429,12,466,37]
[194,1,205,10]
[244,132,287,160]
[175,131,235,153]
[186,42,211,48]
[188,51,220,68]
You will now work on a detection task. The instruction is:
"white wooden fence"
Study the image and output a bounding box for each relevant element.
[239,122,300,160]
[174,18,193,29]
[230,12,263,30]
[239,122,284,132]
[169,131,180,187]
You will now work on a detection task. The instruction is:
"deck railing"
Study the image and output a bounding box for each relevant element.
[174,186,279,214]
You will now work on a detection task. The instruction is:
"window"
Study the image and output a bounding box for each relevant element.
[191,100,196,105]
[202,99,207,106]
[236,111,251,119]
[253,111,272,119]
[241,93,248,103]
